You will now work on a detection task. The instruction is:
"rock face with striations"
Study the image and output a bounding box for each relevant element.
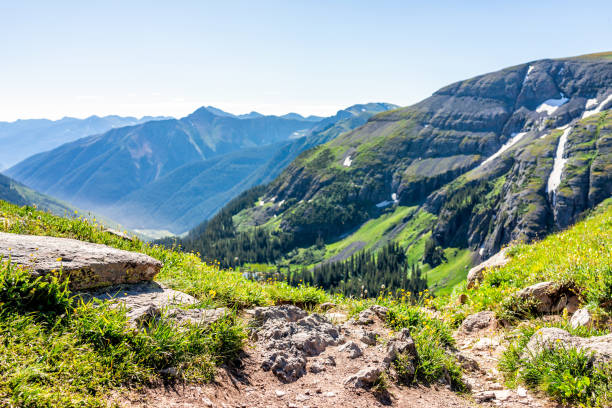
[0,232,161,290]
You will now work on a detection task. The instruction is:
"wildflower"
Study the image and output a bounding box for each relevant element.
[56,257,62,262]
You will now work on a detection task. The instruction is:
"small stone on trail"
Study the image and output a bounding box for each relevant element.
[338,341,363,358]
[460,311,496,333]
[344,365,383,388]
[472,337,500,350]
[275,390,286,397]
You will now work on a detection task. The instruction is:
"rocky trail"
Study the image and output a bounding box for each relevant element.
[117,305,558,408]
[2,232,609,408]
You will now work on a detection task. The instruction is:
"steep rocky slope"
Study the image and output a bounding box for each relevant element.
[180,52,612,290]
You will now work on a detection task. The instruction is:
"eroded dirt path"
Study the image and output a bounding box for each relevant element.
[117,307,555,408]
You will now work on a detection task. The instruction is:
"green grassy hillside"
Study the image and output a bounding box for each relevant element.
[1,197,610,406]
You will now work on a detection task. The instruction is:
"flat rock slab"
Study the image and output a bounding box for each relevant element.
[81,281,227,327]
[0,232,161,290]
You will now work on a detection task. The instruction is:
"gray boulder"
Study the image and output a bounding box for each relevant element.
[570,308,592,329]
[338,341,363,358]
[515,281,579,314]
[352,305,389,325]
[0,232,161,289]
[460,311,497,332]
[467,248,509,289]
[359,329,378,346]
[384,328,418,372]
[524,327,612,367]
[344,365,384,388]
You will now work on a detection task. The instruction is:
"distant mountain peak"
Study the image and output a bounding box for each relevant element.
[238,111,265,119]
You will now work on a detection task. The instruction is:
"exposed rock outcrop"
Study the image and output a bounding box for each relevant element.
[466,248,510,288]
[460,311,497,333]
[254,305,343,383]
[525,327,612,367]
[0,232,161,289]
[570,308,593,329]
[82,281,227,327]
[515,281,579,314]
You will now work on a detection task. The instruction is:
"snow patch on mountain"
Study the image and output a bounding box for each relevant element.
[582,93,612,119]
[480,132,527,166]
[343,156,352,167]
[523,65,534,84]
[536,93,568,115]
[585,98,598,109]
[547,126,572,195]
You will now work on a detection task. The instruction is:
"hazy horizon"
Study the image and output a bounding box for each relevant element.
[2,0,611,121]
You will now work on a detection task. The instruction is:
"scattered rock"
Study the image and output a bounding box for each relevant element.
[515,281,579,314]
[489,382,503,390]
[474,391,495,402]
[295,394,309,401]
[455,352,480,372]
[0,232,161,289]
[359,329,377,346]
[524,327,612,366]
[256,306,342,382]
[352,305,389,325]
[319,302,336,311]
[460,311,497,333]
[275,390,286,397]
[323,391,336,397]
[384,328,417,365]
[201,396,214,407]
[344,365,383,388]
[325,312,348,323]
[339,341,363,359]
[570,308,592,329]
[467,248,510,289]
[254,305,308,324]
[308,360,326,374]
[83,281,227,327]
[323,356,336,366]
[494,389,511,401]
[472,337,500,350]
[517,386,527,397]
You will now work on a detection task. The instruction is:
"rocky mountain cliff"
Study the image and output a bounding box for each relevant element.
[179,53,612,284]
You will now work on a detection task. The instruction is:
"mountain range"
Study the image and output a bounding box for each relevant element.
[176,52,612,294]
[6,103,397,233]
[0,115,167,170]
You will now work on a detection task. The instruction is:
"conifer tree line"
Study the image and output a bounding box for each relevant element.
[287,241,428,298]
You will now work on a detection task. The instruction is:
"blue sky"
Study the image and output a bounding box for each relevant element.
[1,0,611,121]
